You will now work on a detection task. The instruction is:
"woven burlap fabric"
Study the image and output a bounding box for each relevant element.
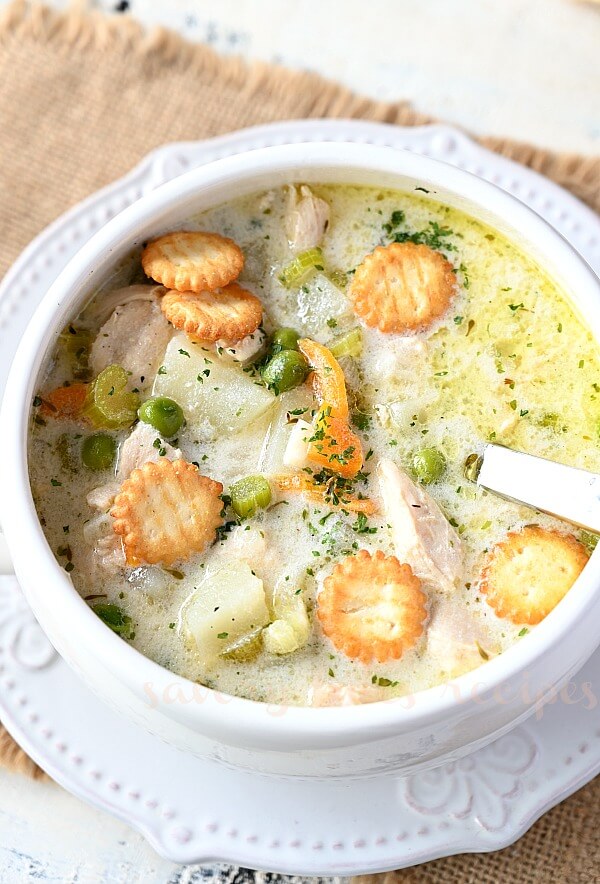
[0,1,599,878]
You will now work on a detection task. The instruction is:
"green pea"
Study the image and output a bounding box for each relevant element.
[81,433,116,471]
[261,350,308,393]
[412,447,446,484]
[270,327,301,354]
[229,475,272,518]
[138,397,184,438]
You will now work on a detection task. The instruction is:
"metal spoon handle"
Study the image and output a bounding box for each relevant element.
[477,443,600,533]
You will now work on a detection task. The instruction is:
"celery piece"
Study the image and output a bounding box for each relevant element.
[82,364,139,429]
[230,475,272,518]
[278,248,324,289]
[222,628,263,661]
[329,327,363,359]
[59,325,93,380]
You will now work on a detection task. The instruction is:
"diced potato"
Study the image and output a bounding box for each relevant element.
[257,388,313,475]
[153,334,275,436]
[297,273,352,337]
[181,562,270,665]
[263,572,310,655]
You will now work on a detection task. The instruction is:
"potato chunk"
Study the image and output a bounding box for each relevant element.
[153,334,275,436]
[182,562,270,665]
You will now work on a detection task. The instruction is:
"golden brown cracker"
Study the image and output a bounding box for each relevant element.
[317,549,427,663]
[480,525,588,625]
[111,458,224,566]
[348,242,456,333]
[160,283,263,342]
[142,230,244,293]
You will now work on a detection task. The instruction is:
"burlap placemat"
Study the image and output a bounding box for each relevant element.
[0,1,599,878]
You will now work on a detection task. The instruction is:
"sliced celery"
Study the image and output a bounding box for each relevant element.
[82,364,140,429]
[229,475,272,518]
[59,325,93,380]
[278,247,324,289]
[329,327,363,359]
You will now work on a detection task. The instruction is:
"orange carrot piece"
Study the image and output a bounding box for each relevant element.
[273,473,376,515]
[298,338,349,420]
[306,408,363,478]
[40,383,89,418]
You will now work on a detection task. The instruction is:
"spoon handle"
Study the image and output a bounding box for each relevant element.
[477,443,600,534]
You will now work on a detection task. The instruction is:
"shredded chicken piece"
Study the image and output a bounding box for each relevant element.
[94,532,127,573]
[90,296,172,388]
[216,328,266,363]
[85,284,164,324]
[285,185,330,252]
[116,421,182,481]
[82,512,126,573]
[377,458,463,593]
[86,483,120,513]
[426,597,493,677]
[309,683,384,706]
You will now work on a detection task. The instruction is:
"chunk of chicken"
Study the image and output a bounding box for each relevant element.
[377,458,463,593]
[427,597,495,677]
[309,683,384,706]
[86,284,164,325]
[285,185,330,253]
[116,421,182,481]
[212,525,283,584]
[90,295,172,389]
[94,532,127,573]
[82,512,126,573]
[86,482,120,512]
[216,328,266,363]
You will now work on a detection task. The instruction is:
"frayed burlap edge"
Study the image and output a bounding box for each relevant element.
[0,725,48,780]
[0,0,598,214]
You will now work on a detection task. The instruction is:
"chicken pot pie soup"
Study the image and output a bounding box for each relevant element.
[29,184,597,707]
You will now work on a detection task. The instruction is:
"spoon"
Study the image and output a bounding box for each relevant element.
[476,443,600,533]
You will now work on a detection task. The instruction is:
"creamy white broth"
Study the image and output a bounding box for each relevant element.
[29,184,600,706]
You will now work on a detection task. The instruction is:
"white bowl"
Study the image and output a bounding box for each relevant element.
[2,142,600,779]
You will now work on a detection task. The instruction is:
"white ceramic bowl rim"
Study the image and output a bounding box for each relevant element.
[3,141,600,745]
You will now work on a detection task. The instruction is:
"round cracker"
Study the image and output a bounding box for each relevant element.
[142,230,244,293]
[317,549,428,663]
[111,459,224,566]
[480,525,588,625]
[160,283,263,342]
[348,241,456,333]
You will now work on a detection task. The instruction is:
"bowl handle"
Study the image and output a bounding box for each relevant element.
[0,524,14,575]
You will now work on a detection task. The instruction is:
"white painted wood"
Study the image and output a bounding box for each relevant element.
[0,769,182,882]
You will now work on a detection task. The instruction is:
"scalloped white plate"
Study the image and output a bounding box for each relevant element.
[0,121,599,875]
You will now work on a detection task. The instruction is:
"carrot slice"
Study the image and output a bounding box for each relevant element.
[40,383,88,418]
[306,408,363,478]
[298,338,349,420]
[273,473,376,514]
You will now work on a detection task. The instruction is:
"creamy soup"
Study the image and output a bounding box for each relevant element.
[29,184,598,706]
